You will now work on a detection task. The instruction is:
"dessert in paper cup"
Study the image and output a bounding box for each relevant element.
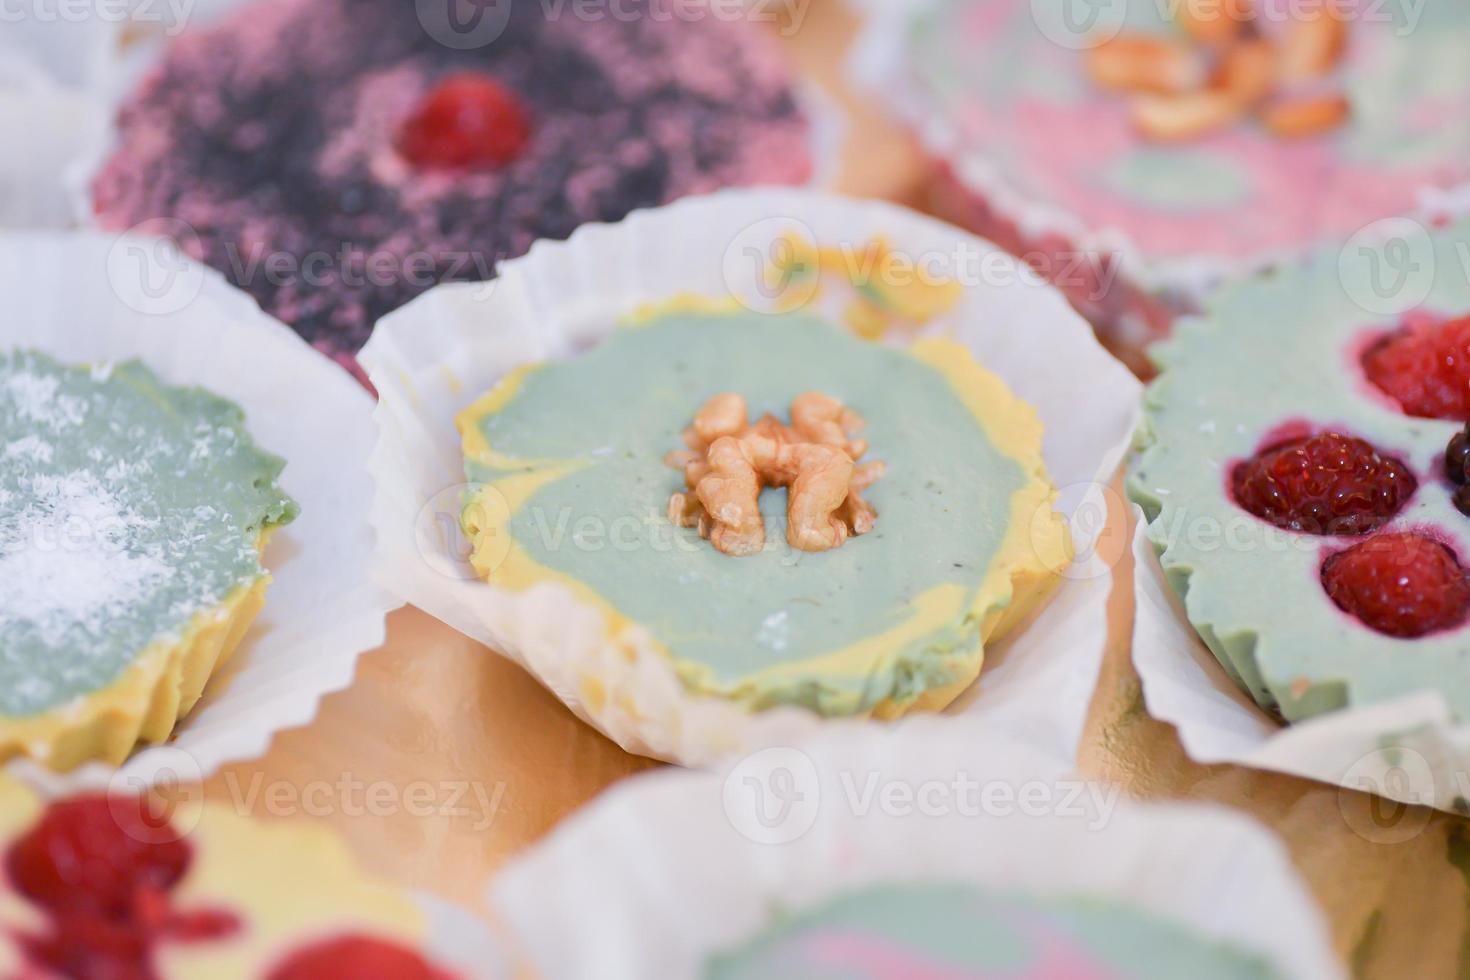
[364,188,1140,767]
[78,0,822,382]
[0,230,398,783]
[0,773,504,978]
[849,0,1470,374]
[1129,215,1470,812]
[489,721,1343,979]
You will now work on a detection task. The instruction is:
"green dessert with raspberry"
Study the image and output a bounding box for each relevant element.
[0,350,297,769]
[1130,221,1470,722]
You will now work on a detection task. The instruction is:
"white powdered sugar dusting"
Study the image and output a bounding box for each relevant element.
[2,370,86,428]
[5,434,53,464]
[0,471,172,650]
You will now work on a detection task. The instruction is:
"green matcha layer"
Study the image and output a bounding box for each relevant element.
[0,350,297,718]
[704,882,1281,980]
[457,310,1068,717]
[1129,220,1470,723]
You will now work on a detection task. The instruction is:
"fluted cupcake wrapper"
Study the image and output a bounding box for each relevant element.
[489,719,1343,979]
[0,18,118,230]
[363,187,1140,767]
[1132,512,1470,814]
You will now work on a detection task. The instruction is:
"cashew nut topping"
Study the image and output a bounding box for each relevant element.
[1086,0,1351,141]
[666,392,884,557]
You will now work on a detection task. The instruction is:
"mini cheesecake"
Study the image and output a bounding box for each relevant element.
[0,350,297,769]
[865,0,1470,373]
[1130,219,1470,722]
[705,883,1282,980]
[93,0,811,380]
[455,309,1071,719]
[0,777,456,979]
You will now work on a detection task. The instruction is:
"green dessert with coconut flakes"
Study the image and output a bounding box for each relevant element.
[456,308,1071,718]
[703,883,1282,980]
[0,349,297,769]
[1130,219,1470,723]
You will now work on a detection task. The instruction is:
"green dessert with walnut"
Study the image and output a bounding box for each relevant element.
[455,308,1071,719]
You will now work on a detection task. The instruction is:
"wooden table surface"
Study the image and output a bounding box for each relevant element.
[202,3,1470,976]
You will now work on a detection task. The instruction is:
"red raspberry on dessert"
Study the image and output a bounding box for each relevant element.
[1363,313,1470,421]
[1322,532,1470,638]
[1231,431,1416,536]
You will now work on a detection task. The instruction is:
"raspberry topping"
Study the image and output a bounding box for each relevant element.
[1362,313,1470,420]
[1230,431,1416,536]
[1322,532,1470,638]
[5,795,239,979]
[268,935,458,980]
[397,73,531,170]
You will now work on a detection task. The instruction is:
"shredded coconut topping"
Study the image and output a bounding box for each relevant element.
[0,351,296,716]
[0,471,171,648]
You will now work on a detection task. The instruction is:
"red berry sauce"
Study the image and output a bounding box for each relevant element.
[5,796,238,979]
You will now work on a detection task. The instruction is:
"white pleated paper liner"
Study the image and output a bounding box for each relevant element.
[1,231,401,790]
[363,188,1142,767]
[1132,510,1470,815]
[489,719,1344,980]
[0,18,119,229]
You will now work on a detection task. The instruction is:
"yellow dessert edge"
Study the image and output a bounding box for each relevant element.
[162,800,429,978]
[0,532,278,773]
[455,332,1072,719]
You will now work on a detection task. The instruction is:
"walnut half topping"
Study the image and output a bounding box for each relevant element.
[666,392,885,557]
